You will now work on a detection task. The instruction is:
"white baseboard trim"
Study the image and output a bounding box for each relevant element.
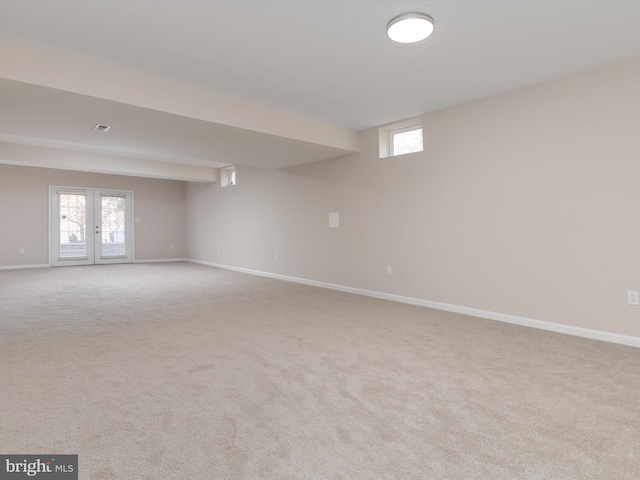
[188,259,640,349]
[0,263,51,271]
[0,260,187,269]
[134,258,187,264]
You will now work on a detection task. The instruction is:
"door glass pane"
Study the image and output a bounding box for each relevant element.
[101,195,126,257]
[59,193,87,258]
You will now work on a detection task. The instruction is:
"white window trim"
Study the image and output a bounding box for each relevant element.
[378,117,423,158]
[220,166,236,187]
[389,123,422,157]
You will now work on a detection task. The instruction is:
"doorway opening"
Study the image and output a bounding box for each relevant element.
[49,186,134,266]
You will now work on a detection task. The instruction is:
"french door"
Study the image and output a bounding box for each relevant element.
[50,187,133,266]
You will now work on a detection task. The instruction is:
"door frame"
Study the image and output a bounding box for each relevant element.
[49,185,135,266]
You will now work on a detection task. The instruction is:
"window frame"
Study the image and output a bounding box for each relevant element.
[220,166,236,187]
[389,123,423,157]
[378,117,423,158]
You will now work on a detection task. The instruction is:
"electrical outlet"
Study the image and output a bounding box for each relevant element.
[170,244,174,250]
[628,291,639,306]
[275,253,279,261]
[19,248,24,254]
[386,266,392,276]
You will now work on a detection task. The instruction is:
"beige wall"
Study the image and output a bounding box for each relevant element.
[186,59,640,339]
[0,164,186,266]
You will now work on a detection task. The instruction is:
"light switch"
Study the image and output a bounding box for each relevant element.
[329,212,339,228]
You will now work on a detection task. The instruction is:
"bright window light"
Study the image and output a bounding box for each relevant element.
[390,125,423,156]
[378,118,424,158]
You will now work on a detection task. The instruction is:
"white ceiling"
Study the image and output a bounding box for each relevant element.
[0,79,352,170]
[0,0,639,179]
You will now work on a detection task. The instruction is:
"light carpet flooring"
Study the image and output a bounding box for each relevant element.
[1,262,639,479]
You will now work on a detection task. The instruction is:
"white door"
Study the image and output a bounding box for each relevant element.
[50,187,133,266]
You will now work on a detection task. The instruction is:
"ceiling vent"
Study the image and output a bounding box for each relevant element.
[93,124,111,132]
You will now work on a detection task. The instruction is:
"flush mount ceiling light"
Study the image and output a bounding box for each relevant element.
[386,12,435,44]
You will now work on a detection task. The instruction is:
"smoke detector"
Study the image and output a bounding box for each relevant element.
[93,124,111,132]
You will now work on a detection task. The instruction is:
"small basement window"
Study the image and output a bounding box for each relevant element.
[379,117,423,158]
[390,124,423,156]
[220,166,236,187]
